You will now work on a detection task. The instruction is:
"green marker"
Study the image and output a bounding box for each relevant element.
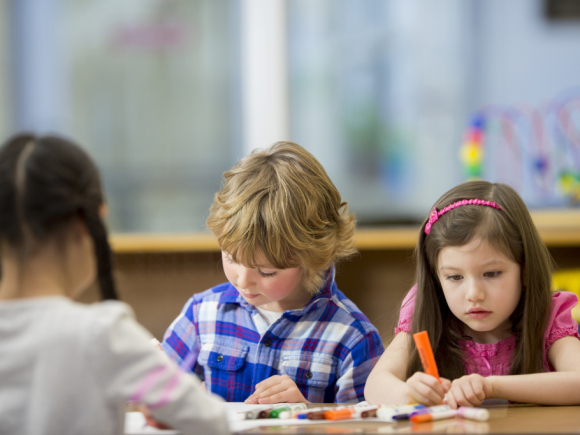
[268,407,290,418]
[269,403,307,418]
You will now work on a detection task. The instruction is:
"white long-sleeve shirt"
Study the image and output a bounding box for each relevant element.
[0,296,229,435]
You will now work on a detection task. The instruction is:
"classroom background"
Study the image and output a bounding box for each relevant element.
[2,0,580,341]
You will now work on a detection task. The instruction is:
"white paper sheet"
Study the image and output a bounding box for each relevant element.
[125,402,371,434]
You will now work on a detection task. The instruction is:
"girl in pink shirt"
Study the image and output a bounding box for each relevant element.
[365,181,580,408]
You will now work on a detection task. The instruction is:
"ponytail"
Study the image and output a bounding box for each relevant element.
[83,208,118,300]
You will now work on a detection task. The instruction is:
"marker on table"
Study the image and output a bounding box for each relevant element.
[258,403,297,419]
[411,406,456,423]
[324,405,378,421]
[410,405,490,424]
[292,405,353,420]
[301,410,327,420]
[376,404,426,422]
[268,403,307,418]
[238,407,266,420]
[413,331,440,382]
[456,407,490,422]
[360,408,378,418]
[291,407,330,419]
[392,410,422,421]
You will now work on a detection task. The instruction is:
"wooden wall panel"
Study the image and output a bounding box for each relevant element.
[79,246,580,345]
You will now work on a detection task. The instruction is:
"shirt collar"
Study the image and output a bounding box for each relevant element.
[218,284,243,308]
[297,266,335,315]
[217,266,336,313]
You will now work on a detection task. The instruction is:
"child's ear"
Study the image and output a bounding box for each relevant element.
[99,203,108,219]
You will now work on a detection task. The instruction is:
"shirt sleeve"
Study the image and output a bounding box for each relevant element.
[335,330,385,403]
[161,296,203,378]
[85,301,229,435]
[545,291,580,351]
[394,285,417,335]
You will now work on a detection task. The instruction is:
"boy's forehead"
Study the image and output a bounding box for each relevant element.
[251,251,275,268]
[224,248,276,269]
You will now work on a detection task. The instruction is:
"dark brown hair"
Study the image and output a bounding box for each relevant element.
[0,133,117,300]
[407,181,553,380]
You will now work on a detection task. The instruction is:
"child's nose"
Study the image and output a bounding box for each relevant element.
[466,279,485,302]
[237,266,255,288]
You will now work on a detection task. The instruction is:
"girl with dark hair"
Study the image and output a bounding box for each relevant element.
[0,134,228,435]
[365,181,580,408]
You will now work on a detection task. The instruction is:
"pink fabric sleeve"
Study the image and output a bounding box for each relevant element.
[544,291,580,353]
[394,285,417,335]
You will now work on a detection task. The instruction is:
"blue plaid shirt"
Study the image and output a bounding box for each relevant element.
[162,268,384,403]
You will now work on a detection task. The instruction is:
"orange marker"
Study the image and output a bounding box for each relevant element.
[413,331,440,381]
[324,405,378,421]
[411,407,456,423]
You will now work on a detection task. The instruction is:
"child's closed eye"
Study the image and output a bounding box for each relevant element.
[258,269,277,278]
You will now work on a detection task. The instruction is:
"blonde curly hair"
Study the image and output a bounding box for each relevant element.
[206,141,357,295]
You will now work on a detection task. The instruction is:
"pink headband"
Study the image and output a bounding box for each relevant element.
[424,199,502,235]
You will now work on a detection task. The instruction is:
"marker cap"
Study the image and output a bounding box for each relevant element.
[456,407,490,421]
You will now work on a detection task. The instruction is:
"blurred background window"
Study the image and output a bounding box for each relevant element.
[64,0,241,232]
[288,0,471,224]
[12,0,241,233]
[5,0,580,233]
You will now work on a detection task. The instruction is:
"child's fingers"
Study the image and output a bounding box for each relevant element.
[255,376,307,404]
[470,379,486,403]
[406,388,434,406]
[260,393,283,404]
[417,372,446,394]
[245,375,285,402]
[440,377,452,392]
[432,380,447,397]
[418,384,445,405]
[139,405,172,429]
[461,376,486,405]
[449,383,468,407]
[253,375,283,394]
[411,373,446,403]
[406,382,442,406]
[453,381,483,407]
[444,390,458,410]
[254,383,289,402]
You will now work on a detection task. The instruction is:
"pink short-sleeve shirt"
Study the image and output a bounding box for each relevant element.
[396,285,580,376]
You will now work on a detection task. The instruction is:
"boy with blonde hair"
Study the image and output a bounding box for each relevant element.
[162,142,384,403]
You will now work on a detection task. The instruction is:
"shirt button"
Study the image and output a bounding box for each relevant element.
[216,355,224,362]
[305,371,313,379]
[264,339,272,347]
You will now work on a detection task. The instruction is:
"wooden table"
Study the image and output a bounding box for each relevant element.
[233,403,580,434]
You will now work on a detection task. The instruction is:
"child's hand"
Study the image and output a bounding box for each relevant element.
[405,372,451,406]
[445,374,493,409]
[139,405,172,430]
[244,375,309,404]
